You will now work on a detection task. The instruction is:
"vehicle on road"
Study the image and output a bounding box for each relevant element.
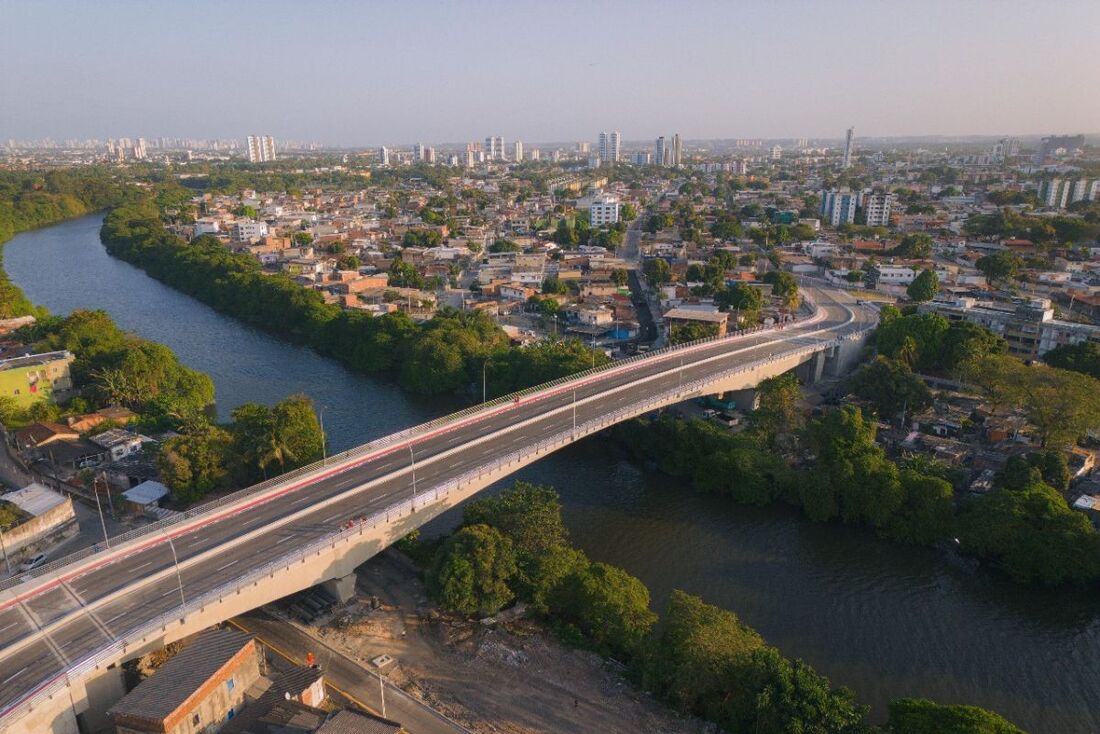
[19,552,48,572]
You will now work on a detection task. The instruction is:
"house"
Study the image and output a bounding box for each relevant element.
[89,428,148,462]
[121,480,170,515]
[109,628,261,734]
[66,406,138,433]
[663,308,729,338]
[0,483,77,558]
[13,422,79,453]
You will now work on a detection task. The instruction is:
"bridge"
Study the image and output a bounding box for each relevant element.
[0,286,875,734]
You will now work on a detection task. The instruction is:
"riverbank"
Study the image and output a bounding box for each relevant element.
[9,213,1100,733]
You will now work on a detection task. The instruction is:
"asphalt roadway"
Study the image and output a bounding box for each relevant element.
[0,286,874,722]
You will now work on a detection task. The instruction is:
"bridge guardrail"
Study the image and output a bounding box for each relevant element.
[0,293,838,594]
[0,323,876,727]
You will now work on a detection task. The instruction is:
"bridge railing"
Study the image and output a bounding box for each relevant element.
[0,292,843,593]
[1,331,857,727]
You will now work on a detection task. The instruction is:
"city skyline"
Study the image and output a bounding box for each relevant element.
[4,0,1099,145]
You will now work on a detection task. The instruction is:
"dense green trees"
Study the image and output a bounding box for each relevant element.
[428,524,518,616]
[886,698,1025,733]
[957,479,1100,585]
[975,251,1022,284]
[906,269,939,302]
[101,202,605,398]
[643,257,671,285]
[670,321,719,344]
[848,356,933,418]
[894,233,933,259]
[1043,341,1100,380]
[638,591,868,734]
[874,311,1006,375]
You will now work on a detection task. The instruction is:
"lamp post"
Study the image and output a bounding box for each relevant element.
[482,360,490,404]
[165,533,186,609]
[317,405,327,465]
[0,527,10,576]
[408,444,417,505]
[572,388,577,437]
[93,473,111,549]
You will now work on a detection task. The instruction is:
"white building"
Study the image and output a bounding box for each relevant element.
[192,219,220,237]
[820,188,858,226]
[513,140,524,162]
[672,133,682,166]
[484,136,504,160]
[232,221,268,242]
[770,145,782,160]
[862,192,896,227]
[378,146,390,166]
[246,135,276,163]
[589,196,621,226]
[598,131,621,165]
[869,264,918,286]
[842,126,854,169]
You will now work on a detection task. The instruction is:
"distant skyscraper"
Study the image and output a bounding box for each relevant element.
[672,133,682,166]
[513,140,524,162]
[529,148,540,161]
[378,146,390,166]
[655,136,665,167]
[484,136,504,160]
[413,143,426,161]
[247,135,276,163]
[842,127,855,169]
[770,145,782,160]
[133,137,147,160]
[598,131,621,165]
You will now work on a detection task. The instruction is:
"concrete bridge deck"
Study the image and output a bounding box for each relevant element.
[0,286,875,733]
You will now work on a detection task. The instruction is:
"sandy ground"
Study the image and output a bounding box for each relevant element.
[283,549,712,734]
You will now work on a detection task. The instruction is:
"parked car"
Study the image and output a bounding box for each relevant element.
[19,553,47,573]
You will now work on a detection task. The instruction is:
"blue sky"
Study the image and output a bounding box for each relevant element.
[2,0,1098,145]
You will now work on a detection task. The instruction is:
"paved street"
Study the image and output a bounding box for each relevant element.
[230,611,470,734]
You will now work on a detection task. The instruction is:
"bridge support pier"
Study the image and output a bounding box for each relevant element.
[795,350,827,385]
[72,663,125,734]
[321,573,357,604]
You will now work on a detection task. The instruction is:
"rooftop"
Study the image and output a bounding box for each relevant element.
[0,350,73,372]
[0,483,66,516]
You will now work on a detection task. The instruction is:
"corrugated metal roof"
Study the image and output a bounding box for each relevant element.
[108,628,254,722]
[316,709,403,734]
[0,483,66,516]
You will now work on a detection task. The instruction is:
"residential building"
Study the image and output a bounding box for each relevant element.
[842,126,854,169]
[664,308,729,338]
[0,483,76,558]
[89,428,148,462]
[589,196,621,226]
[484,136,504,160]
[598,131,621,165]
[512,140,524,162]
[655,136,666,166]
[232,221,268,243]
[246,135,276,163]
[820,188,858,226]
[862,191,896,227]
[672,133,682,166]
[866,264,918,287]
[378,146,390,166]
[770,145,782,160]
[919,296,1100,359]
[109,628,261,734]
[0,351,74,408]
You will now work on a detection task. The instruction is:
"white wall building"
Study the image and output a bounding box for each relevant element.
[589,196,621,226]
[862,192,896,227]
[246,135,276,163]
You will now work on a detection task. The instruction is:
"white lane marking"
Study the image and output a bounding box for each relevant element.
[105,610,127,624]
[160,587,178,598]
[0,621,17,634]
[132,561,153,572]
[321,513,342,524]
[2,666,28,685]
[215,560,238,572]
[291,495,311,504]
[275,536,295,545]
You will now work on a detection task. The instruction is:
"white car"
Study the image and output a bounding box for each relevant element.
[19,553,47,573]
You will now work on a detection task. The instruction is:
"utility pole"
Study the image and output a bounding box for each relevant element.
[0,527,10,576]
[482,360,490,404]
[93,473,110,549]
[317,405,327,465]
[572,389,577,437]
[408,444,417,505]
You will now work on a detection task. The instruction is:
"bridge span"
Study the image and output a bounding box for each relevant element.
[0,286,875,733]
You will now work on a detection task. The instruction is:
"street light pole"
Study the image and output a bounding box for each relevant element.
[378,670,387,718]
[165,533,186,608]
[482,360,489,404]
[317,406,327,466]
[408,444,417,505]
[572,389,577,437]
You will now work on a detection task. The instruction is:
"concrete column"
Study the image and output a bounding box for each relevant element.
[73,663,125,734]
[320,573,357,604]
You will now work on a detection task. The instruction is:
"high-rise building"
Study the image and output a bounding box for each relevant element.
[862,191,896,227]
[770,145,782,160]
[413,143,426,161]
[820,188,858,226]
[672,133,682,166]
[598,131,621,165]
[247,135,276,163]
[378,146,390,166]
[1040,178,1098,208]
[484,136,504,160]
[529,148,540,161]
[133,137,147,160]
[633,151,652,165]
[655,136,665,167]
[589,196,621,226]
[842,126,855,169]
[513,140,524,162]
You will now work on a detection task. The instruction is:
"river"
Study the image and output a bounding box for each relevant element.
[6,215,1100,733]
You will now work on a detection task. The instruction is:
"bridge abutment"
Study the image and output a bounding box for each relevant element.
[321,573,357,604]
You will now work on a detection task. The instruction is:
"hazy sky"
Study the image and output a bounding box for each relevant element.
[3,0,1099,145]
